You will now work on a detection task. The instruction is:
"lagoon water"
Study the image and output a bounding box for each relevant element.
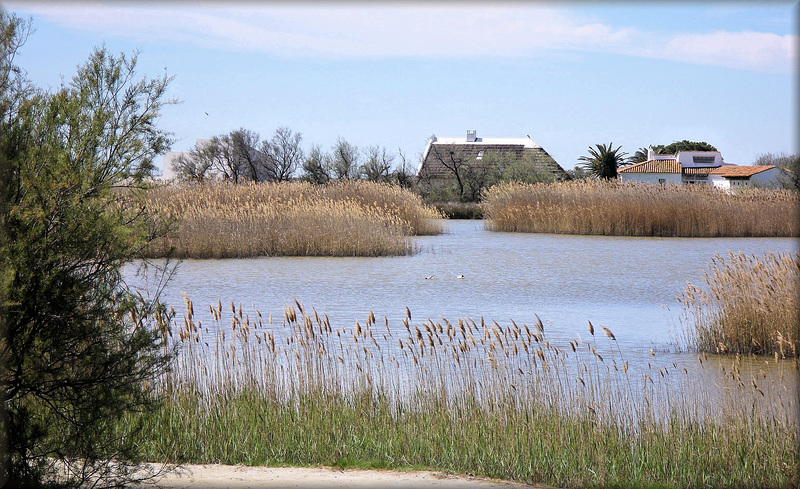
[126,219,798,353]
[125,220,799,419]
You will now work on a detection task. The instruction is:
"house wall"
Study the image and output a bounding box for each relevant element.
[709,168,782,190]
[708,175,733,189]
[750,167,782,188]
[618,172,682,185]
[675,151,725,167]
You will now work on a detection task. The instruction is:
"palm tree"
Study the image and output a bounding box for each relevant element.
[628,147,649,165]
[578,142,628,180]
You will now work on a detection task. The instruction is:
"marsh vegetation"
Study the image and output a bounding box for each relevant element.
[482,180,800,237]
[127,295,799,488]
[140,180,443,258]
[680,251,799,357]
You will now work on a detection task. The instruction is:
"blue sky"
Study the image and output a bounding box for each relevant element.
[4,1,797,174]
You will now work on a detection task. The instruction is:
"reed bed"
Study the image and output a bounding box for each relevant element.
[128,297,799,488]
[139,180,443,258]
[482,180,800,237]
[679,251,800,357]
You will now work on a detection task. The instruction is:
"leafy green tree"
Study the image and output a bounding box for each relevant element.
[628,147,650,165]
[577,142,628,180]
[652,140,717,154]
[1,12,176,487]
[498,153,556,184]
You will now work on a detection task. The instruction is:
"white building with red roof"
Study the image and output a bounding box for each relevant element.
[618,149,783,189]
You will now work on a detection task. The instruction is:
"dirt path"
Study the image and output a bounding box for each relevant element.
[154,464,548,488]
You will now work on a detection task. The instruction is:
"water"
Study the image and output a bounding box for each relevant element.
[125,220,799,421]
[126,219,798,352]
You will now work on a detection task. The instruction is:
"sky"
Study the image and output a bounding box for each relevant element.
[3,1,798,175]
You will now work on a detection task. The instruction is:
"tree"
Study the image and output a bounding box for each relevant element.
[360,145,393,182]
[652,140,717,154]
[171,145,214,182]
[225,128,269,182]
[578,142,628,180]
[1,12,175,487]
[754,152,800,192]
[499,152,556,184]
[301,143,332,184]
[172,129,271,183]
[330,137,360,180]
[264,126,303,182]
[628,147,650,165]
[567,165,593,180]
[392,148,414,189]
[428,143,468,199]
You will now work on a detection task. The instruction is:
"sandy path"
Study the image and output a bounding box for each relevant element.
[154,464,547,488]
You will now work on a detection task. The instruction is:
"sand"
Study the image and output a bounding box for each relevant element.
[153,464,548,488]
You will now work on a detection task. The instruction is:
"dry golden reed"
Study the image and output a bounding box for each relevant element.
[482,180,800,237]
[140,180,443,258]
[680,251,800,357]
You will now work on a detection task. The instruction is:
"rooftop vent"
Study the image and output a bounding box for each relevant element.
[466,130,477,142]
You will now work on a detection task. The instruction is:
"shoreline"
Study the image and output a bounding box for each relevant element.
[153,464,547,488]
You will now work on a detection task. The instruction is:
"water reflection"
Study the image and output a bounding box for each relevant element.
[126,219,799,352]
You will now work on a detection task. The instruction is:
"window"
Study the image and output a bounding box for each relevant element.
[476,151,484,160]
[693,156,716,164]
[658,178,666,185]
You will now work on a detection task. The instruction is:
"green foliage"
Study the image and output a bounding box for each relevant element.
[1,12,176,487]
[578,142,628,180]
[651,140,717,154]
[628,147,649,165]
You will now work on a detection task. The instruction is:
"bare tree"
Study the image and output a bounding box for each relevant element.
[331,137,360,180]
[754,152,800,191]
[429,143,468,199]
[393,148,414,188]
[264,126,303,182]
[360,145,393,182]
[301,143,332,184]
[171,150,213,182]
[172,129,270,183]
[225,128,270,182]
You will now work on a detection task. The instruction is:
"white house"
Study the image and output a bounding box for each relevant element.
[618,149,735,185]
[707,165,783,190]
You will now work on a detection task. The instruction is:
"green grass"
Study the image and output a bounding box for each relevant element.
[121,298,800,488]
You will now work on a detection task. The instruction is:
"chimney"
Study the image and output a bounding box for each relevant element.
[466,130,477,142]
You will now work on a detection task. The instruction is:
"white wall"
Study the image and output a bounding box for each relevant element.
[750,167,783,188]
[676,151,724,167]
[618,172,682,185]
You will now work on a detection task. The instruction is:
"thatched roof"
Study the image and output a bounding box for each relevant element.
[416,133,569,181]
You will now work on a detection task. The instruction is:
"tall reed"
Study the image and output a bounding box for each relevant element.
[482,180,800,237]
[679,251,800,357]
[138,180,443,258]
[127,297,799,488]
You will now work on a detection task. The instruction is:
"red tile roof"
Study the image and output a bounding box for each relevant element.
[618,159,680,174]
[710,165,775,177]
[682,167,715,176]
